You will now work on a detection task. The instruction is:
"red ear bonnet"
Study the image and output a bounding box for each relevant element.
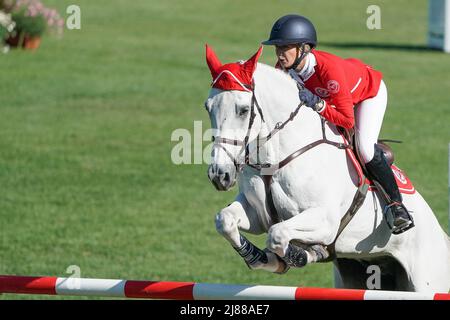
[206,44,263,92]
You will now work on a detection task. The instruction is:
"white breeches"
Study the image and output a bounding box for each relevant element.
[354,80,388,163]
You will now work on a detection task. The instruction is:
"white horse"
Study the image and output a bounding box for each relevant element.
[204,46,450,293]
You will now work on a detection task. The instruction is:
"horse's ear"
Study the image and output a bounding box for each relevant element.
[205,44,222,78]
[242,46,263,77]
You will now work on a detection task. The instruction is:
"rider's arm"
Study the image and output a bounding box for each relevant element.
[317,64,354,129]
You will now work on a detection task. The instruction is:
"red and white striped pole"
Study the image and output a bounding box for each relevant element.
[0,275,449,300]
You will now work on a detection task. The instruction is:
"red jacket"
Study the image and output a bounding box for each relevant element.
[277,50,383,129]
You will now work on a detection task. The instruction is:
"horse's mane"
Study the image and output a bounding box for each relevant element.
[251,62,331,141]
[252,62,312,125]
[253,62,299,93]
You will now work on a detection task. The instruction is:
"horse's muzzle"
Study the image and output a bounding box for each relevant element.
[207,164,237,191]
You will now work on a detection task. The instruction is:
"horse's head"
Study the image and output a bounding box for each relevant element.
[204,45,264,191]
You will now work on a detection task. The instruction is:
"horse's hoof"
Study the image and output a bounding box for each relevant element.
[282,243,308,268]
[263,249,290,274]
[307,244,330,263]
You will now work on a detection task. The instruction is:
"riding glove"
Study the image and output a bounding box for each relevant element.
[299,87,326,113]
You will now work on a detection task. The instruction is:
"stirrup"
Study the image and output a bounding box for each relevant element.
[383,202,415,235]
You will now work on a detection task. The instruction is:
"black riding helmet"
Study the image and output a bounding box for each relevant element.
[262,14,317,70]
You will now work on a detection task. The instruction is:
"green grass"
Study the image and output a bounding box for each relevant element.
[1,0,449,299]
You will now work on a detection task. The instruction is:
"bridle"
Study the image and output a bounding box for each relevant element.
[211,81,267,173]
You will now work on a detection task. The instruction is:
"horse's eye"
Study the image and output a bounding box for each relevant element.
[238,107,249,116]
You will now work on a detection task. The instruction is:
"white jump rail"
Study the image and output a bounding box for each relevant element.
[0,275,449,300]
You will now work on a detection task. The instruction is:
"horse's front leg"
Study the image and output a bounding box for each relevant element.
[215,193,287,273]
[267,206,339,267]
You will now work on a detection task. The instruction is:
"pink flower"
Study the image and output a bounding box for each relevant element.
[28,8,38,17]
[12,0,64,36]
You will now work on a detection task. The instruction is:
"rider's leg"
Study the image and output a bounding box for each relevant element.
[365,146,414,233]
[354,80,388,164]
[355,80,414,234]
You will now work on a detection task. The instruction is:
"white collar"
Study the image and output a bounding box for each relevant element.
[298,52,316,81]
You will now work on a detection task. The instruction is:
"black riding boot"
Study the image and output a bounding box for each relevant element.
[365,145,414,234]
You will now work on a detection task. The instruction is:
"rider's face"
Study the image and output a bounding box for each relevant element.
[275,44,299,69]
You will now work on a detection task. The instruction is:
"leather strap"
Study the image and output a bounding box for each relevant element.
[273,118,349,171]
[289,43,307,71]
[262,175,280,225]
[323,181,370,262]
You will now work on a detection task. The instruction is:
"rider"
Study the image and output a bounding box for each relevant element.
[262,14,414,234]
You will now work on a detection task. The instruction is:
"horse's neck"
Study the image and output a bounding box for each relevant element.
[252,64,325,163]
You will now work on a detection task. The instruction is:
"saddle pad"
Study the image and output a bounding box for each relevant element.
[345,146,415,194]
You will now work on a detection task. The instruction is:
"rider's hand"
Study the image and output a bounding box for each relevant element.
[299,87,326,113]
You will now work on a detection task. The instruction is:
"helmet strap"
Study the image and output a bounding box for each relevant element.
[289,43,308,71]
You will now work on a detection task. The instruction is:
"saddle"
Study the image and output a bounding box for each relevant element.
[338,127,395,173]
[338,127,414,193]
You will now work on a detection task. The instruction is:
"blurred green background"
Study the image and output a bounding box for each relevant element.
[1,0,449,299]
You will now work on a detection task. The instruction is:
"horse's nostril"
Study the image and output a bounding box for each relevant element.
[224,172,230,183]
